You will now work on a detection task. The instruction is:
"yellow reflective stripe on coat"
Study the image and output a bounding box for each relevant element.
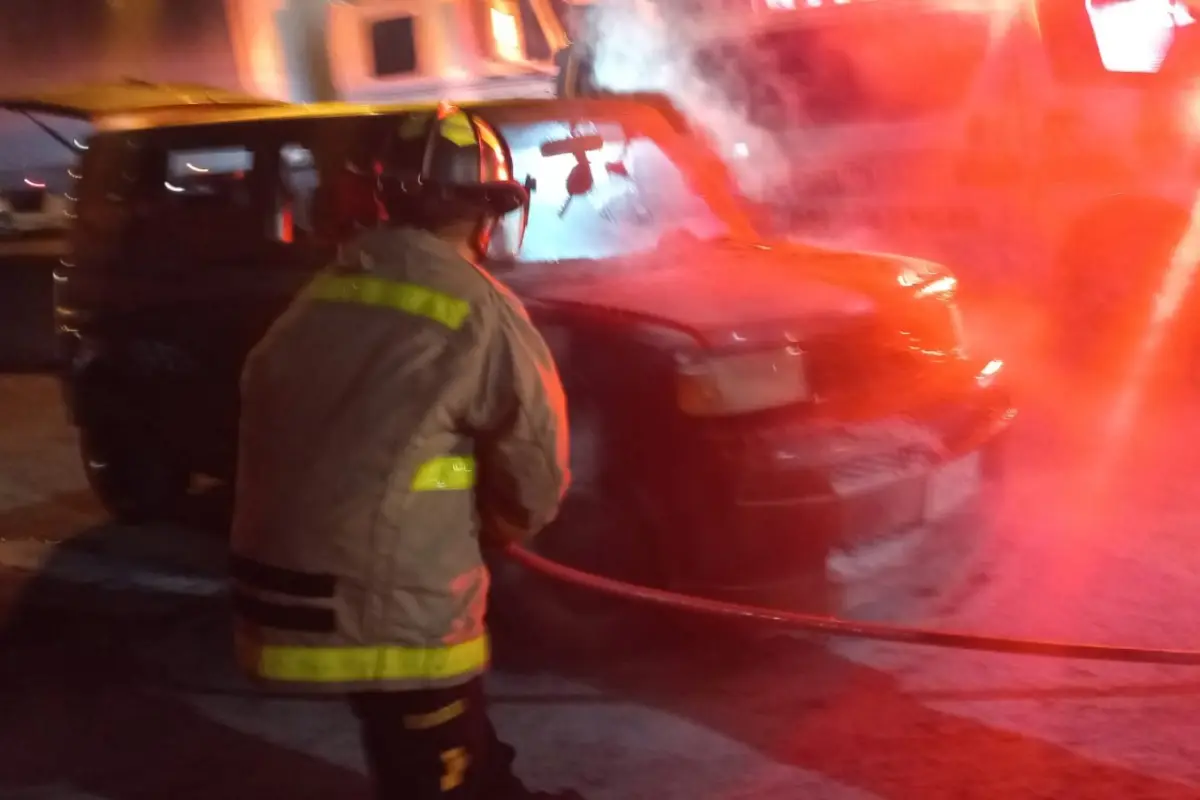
[411,456,475,491]
[308,274,470,330]
[246,636,489,683]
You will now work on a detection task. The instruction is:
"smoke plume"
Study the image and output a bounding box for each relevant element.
[579,0,797,202]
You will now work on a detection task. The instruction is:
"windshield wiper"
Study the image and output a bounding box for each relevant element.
[14,110,78,156]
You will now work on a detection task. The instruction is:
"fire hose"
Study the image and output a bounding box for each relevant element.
[120,535,1200,702]
[115,539,1200,704]
[503,543,1200,666]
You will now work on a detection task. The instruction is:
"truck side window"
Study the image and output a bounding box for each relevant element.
[263,118,384,256]
[153,142,263,264]
[164,146,255,208]
[275,143,320,244]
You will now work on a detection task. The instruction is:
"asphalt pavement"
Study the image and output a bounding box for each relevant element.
[5,355,1200,799]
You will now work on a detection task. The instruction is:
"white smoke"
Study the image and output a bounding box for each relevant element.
[574,0,1031,270]
[575,0,909,256]
[580,0,797,202]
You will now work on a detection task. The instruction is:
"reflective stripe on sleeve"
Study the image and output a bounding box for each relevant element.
[308,274,470,330]
[411,455,475,491]
[239,634,490,683]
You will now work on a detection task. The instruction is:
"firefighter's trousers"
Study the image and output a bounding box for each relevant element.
[348,675,531,799]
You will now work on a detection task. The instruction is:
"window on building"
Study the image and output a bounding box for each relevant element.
[490,3,524,61]
[371,16,418,76]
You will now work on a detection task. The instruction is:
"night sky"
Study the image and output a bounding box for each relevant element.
[0,0,241,172]
[0,0,563,172]
[0,0,240,91]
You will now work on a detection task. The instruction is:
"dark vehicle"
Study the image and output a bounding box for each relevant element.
[1,81,1015,617]
[556,0,1200,388]
[0,168,72,238]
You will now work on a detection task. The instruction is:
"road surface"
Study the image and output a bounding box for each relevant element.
[4,351,1200,799]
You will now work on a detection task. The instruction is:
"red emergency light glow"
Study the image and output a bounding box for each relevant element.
[765,0,882,9]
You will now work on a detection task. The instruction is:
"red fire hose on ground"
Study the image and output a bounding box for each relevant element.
[503,544,1200,666]
[119,539,1200,703]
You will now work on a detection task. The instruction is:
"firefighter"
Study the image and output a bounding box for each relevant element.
[229,104,581,800]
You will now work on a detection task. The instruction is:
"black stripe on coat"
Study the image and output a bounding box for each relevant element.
[232,590,337,633]
[229,554,336,598]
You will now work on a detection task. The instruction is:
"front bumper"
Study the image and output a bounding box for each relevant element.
[664,358,1015,615]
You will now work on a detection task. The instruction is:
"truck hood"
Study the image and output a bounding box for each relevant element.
[506,239,940,348]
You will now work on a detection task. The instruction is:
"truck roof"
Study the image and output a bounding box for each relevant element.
[87,93,693,134]
[2,80,697,146]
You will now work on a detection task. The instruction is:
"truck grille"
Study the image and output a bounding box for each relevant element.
[2,188,45,213]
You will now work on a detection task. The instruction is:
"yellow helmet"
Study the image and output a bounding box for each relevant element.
[377,102,528,217]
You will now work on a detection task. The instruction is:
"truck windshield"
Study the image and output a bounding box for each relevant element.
[490,114,757,263]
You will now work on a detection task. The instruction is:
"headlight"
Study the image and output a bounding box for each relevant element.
[895,257,952,290]
[976,358,1003,388]
[904,272,967,357]
[676,347,810,416]
[914,275,957,298]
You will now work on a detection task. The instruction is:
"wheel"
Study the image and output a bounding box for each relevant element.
[79,426,190,525]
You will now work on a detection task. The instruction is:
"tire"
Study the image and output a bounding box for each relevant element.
[79,426,191,525]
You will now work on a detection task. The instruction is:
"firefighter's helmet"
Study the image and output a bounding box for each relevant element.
[375,103,529,247]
